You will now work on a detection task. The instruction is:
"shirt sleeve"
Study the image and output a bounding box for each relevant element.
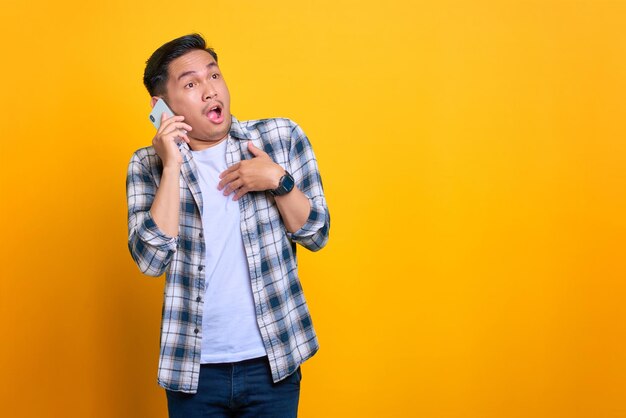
[126,152,178,276]
[285,122,330,252]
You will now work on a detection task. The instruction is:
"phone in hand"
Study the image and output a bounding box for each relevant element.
[149,98,175,130]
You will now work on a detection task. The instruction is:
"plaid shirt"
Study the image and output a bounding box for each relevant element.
[126,116,329,393]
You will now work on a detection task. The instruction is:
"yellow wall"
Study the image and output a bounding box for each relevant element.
[1,1,625,417]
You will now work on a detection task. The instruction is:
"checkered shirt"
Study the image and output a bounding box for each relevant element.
[126,116,330,393]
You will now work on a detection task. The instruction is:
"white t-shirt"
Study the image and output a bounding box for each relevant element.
[191,137,266,363]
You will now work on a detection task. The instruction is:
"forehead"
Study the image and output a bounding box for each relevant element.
[167,49,217,80]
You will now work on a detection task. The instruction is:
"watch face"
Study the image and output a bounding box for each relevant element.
[282,173,295,192]
[273,172,295,196]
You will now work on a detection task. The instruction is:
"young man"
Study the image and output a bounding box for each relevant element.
[126,34,330,417]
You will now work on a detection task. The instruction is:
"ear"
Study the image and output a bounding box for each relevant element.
[150,96,160,108]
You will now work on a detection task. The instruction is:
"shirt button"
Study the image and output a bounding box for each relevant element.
[196,296,201,302]
[194,328,199,334]
[198,265,203,271]
[199,232,203,238]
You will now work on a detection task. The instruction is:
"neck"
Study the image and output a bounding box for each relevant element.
[188,134,229,151]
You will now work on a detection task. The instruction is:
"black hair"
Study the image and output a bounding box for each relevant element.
[143,33,218,97]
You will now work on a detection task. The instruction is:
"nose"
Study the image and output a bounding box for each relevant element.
[203,82,217,101]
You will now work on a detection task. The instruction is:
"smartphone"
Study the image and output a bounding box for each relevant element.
[149,98,175,130]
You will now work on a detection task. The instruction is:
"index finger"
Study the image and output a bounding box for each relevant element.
[159,115,187,133]
[219,163,240,178]
[161,112,184,122]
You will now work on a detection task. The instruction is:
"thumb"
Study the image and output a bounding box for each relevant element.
[248,141,266,157]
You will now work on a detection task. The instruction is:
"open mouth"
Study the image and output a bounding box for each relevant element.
[206,104,223,123]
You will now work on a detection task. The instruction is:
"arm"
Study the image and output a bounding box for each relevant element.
[274,185,311,233]
[126,113,192,276]
[149,165,182,237]
[150,113,192,236]
[126,154,179,276]
[282,123,330,251]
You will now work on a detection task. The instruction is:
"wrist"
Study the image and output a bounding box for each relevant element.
[271,166,286,189]
[162,164,182,175]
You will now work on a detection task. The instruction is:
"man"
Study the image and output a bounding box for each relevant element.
[126,34,330,417]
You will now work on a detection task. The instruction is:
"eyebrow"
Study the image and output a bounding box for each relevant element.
[177,62,218,81]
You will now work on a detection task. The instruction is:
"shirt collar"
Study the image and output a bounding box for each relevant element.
[229,115,251,141]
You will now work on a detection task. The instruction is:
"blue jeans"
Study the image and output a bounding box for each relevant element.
[165,356,301,418]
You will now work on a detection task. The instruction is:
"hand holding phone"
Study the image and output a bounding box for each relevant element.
[149,98,175,130]
[149,99,192,167]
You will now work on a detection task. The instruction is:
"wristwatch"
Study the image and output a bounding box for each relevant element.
[271,171,295,196]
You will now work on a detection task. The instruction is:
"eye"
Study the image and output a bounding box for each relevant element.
[211,73,220,80]
[185,82,195,88]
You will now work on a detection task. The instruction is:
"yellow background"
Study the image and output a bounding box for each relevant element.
[1,0,625,417]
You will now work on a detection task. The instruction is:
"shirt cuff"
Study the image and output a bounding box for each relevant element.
[287,199,327,240]
[137,211,179,252]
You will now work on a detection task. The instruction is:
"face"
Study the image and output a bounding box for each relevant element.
[156,49,231,148]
